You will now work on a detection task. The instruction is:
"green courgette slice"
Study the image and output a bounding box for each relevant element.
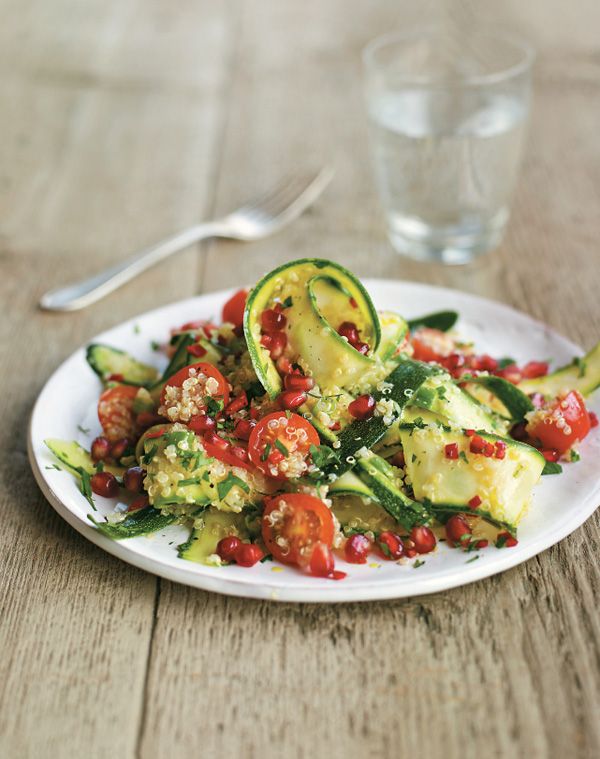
[86,344,159,386]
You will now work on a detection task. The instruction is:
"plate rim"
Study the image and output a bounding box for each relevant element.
[28,278,600,603]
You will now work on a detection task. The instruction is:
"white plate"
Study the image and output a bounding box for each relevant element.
[29,280,600,602]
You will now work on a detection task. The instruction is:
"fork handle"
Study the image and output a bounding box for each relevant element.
[39,221,226,311]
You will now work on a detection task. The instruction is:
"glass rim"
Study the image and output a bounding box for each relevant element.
[362,28,535,87]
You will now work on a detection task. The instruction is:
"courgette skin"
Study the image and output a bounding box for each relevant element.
[243,258,382,398]
[330,359,440,475]
[45,439,124,477]
[88,508,177,539]
[462,375,534,422]
[86,344,159,386]
[407,311,458,333]
[355,455,429,530]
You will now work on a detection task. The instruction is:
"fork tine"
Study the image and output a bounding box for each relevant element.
[233,167,334,220]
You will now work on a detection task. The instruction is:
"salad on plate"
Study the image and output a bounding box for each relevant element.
[45,259,600,580]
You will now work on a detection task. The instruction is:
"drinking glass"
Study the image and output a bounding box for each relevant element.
[363,30,534,264]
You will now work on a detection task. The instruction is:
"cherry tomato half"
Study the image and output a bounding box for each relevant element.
[526,390,591,454]
[248,412,319,479]
[262,493,335,567]
[160,362,230,416]
[98,385,140,442]
[222,289,249,328]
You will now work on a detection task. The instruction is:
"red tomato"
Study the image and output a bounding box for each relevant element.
[262,493,335,567]
[222,289,249,328]
[526,390,591,454]
[160,362,230,410]
[411,328,455,364]
[202,435,253,472]
[98,385,140,442]
[247,412,319,479]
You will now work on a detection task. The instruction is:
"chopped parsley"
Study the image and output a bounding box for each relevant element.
[77,424,90,435]
[281,296,293,309]
[465,554,480,563]
[413,559,425,568]
[45,463,62,471]
[78,469,96,511]
[274,439,289,458]
[458,450,468,463]
[217,474,250,501]
[150,340,161,352]
[569,449,581,462]
[497,357,516,369]
[260,443,271,462]
[309,444,340,470]
[574,356,587,378]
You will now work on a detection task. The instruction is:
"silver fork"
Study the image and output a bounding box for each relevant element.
[39,166,334,311]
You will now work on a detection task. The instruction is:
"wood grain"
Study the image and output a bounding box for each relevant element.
[1,1,599,758]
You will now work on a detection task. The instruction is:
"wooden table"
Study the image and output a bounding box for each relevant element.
[1,2,599,757]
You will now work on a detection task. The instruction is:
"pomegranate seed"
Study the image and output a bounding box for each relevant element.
[234,543,264,567]
[404,547,417,558]
[590,412,598,428]
[470,354,498,372]
[129,495,149,512]
[465,429,475,437]
[445,442,459,459]
[123,466,144,493]
[249,406,261,420]
[284,374,315,392]
[391,450,405,468]
[230,445,249,463]
[110,438,130,461]
[276,356,293,375]
[497,531,518,548]
[497,364,522,384]
[188,414,216,433]
[349,297,358,309]
[225,391,248,416]
[338,321,360,344]
[469,435,486,454]
[265,331,287,359]
[445,514,471,546]
[107,373,125,382]
[279,390,307,410]
[468,495,482,509]
[261,308,287,332]
[483,441,495,457]
[90,471,119,498]
[495,441,507,459]
[179,320,205,332]
[348,394,376,420]
[344,534,371,564]
[445,353,465,370]
[329,421,341,431]
[542,449,560,462]
[511,422,528,441]
[309,542,335,577]
[521,361,549,379]
[354,341,370,355]
[475,539,489,549]
[234,418,255,441]
[186,343,207,358]
[216,535,242,563]
[377,531,404,560]
[410,526,436,554]
[91,436,111,463]
[331,570,347,580]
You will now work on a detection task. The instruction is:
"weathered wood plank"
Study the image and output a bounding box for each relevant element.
[0,1,233,757]
[139,2,600,759]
